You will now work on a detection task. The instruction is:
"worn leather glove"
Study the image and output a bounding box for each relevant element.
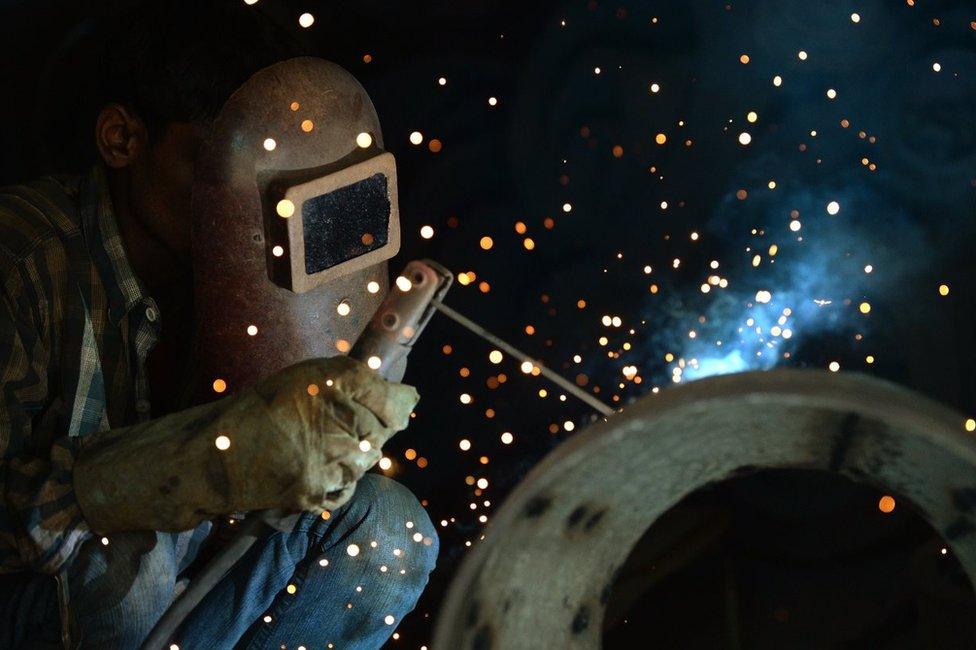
[73,356,418,534]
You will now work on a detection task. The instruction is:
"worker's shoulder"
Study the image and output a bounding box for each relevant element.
[0,175,82,281]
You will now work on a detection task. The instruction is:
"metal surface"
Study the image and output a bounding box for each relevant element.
[191,57,390,398]
[432,370,976,649]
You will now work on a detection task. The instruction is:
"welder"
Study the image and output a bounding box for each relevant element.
[0,2,438,648]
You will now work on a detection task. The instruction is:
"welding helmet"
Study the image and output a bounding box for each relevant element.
[191,57,400,397]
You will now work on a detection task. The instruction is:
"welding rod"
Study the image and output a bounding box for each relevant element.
[431,299,615,418]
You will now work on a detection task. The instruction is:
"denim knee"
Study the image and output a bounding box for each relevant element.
[304,474,439,577]
[66,530,177,646]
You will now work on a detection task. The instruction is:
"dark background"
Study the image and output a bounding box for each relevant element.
[1,0,975,647]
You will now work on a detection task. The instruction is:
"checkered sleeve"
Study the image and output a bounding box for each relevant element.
[1,264,91,574]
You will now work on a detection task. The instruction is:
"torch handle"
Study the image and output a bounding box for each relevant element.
[349,259,454,381]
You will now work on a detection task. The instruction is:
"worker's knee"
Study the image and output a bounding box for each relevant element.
[302,474,439,578]
[357,474,439,575]
[65,530,177,646]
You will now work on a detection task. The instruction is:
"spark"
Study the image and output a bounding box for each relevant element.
[276,200,294,218]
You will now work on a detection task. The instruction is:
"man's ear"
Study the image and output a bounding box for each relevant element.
[95,103,149,169]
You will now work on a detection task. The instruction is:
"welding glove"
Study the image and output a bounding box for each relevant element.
[73,356,418,534]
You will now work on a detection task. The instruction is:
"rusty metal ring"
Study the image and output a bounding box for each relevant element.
[433,369,976,649]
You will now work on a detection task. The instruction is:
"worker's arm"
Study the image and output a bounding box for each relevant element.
[1,277,91,575]
[74,355,418,534]
[3,270,417,574]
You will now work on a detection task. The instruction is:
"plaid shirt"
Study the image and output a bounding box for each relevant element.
[0,165,162,574]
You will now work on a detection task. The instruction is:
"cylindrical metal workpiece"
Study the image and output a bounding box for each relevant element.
[433,370,976,649]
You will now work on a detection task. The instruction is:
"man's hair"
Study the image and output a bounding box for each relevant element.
[96,0,308,136]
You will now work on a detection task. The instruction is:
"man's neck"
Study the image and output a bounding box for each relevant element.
[106,169,189,293]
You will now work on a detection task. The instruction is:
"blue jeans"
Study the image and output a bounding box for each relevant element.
[0,475,438,649]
